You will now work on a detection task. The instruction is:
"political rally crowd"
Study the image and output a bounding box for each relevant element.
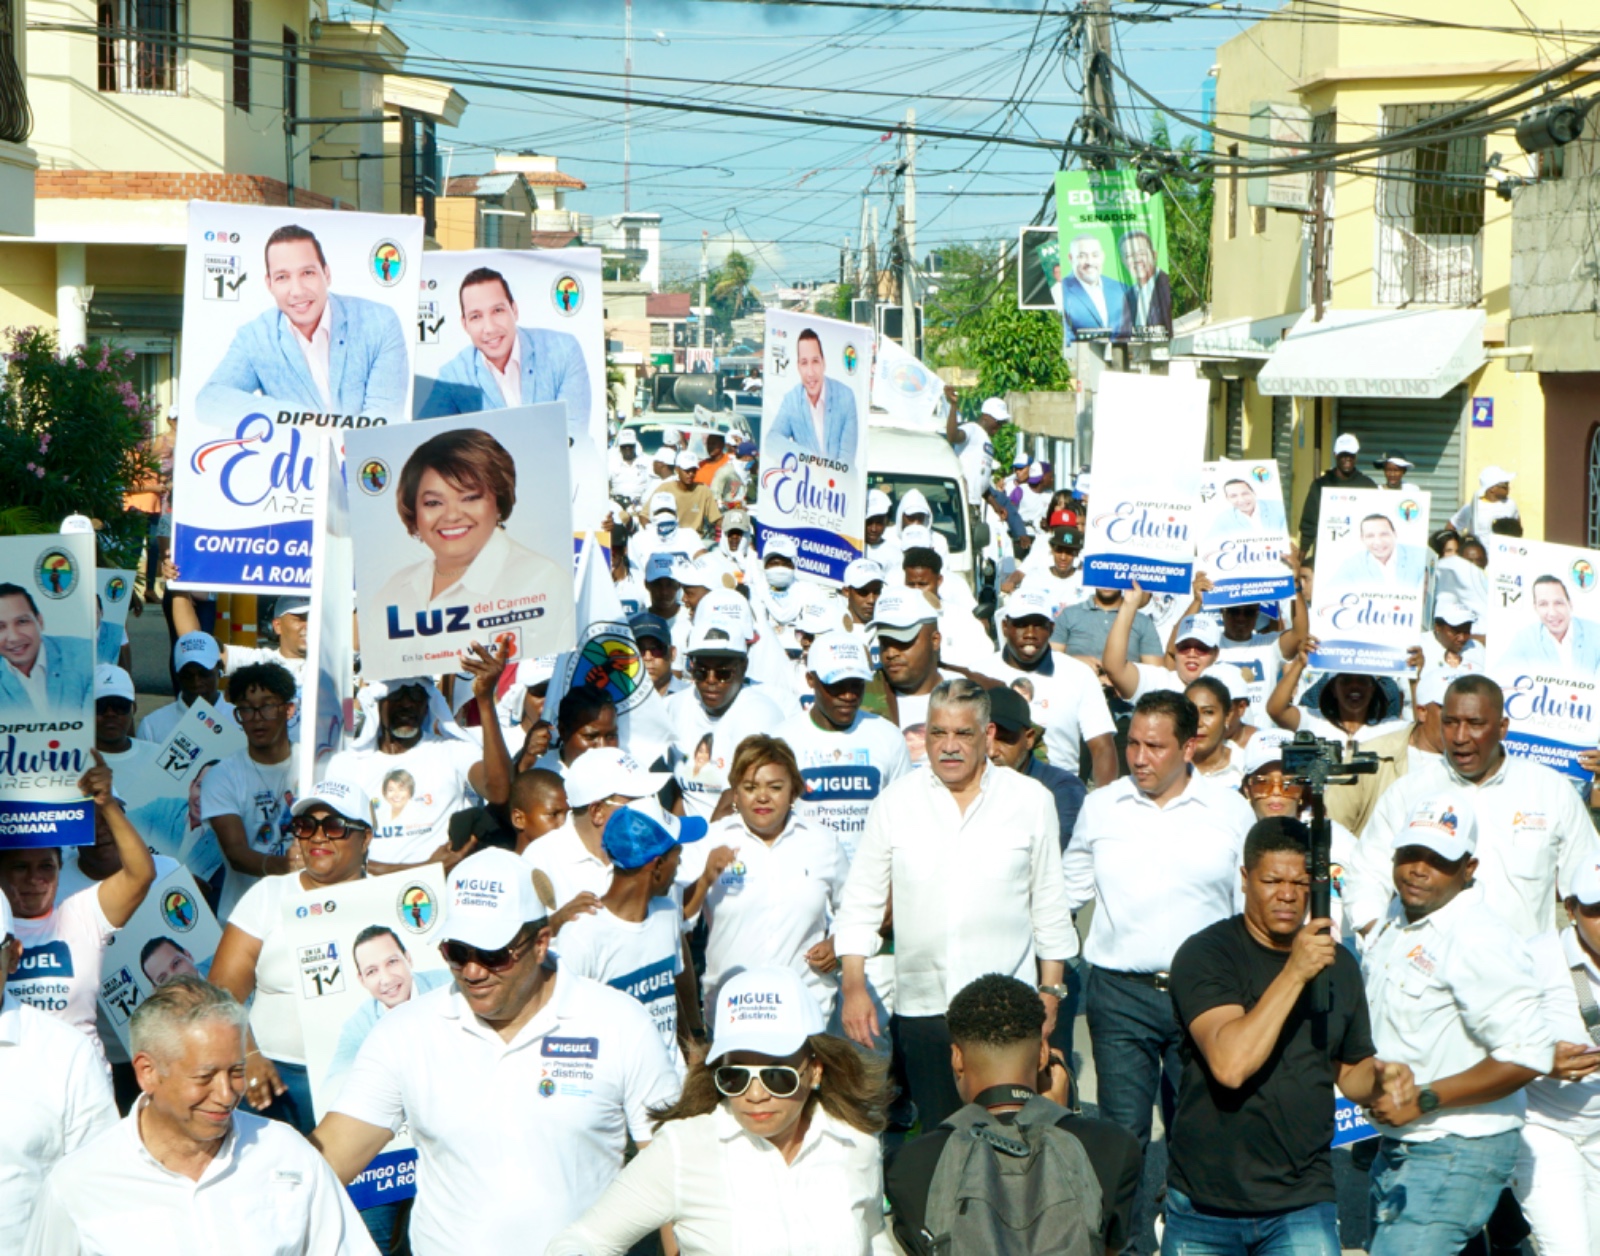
[5,388,1600,1256]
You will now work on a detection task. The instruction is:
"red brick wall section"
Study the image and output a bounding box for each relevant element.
[35,172,346,210]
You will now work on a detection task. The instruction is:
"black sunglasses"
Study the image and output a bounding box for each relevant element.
[289,813,369,841]
[439,934,534,973]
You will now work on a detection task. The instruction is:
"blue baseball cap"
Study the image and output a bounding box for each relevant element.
[628,612,673,648]
[602,802,708,871]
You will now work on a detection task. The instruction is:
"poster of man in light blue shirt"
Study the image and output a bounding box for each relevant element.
[416,266,591,425]
[1334,514,1428,589]
[1207,477,1289,541]
[1503,575,1600,673]
[0,582,92,716]
[764,328,860,461]
[197,224,410,419]
[322,924,452,1095]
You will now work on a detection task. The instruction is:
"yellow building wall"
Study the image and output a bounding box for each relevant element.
[434,198,478,251]
[0,244,60,329]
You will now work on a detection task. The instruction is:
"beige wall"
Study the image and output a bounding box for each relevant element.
[0,243,59,328]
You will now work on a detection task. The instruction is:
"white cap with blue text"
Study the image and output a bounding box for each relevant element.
[1001,586,1058,624]
[1398,795,1478,861]
[1333,433,1360,456]
[649,493,678,518]
[1242,729,1295,776]
[173,631,221,672]
[843,557,886,590]
[806,631,873,685]
[445,848,547,950]
[709,965,826,1063]
[290,778,375,827]
[763,533,799,561]
[1174,615,1223,650]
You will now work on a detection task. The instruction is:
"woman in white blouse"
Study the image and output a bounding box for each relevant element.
[547,965,894,1256]
[690,735,849,1019]
[1514,862,1600,1256]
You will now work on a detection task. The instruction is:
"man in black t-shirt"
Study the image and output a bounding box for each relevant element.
[1166,817,1415,1254]
[885,973,1140,1255]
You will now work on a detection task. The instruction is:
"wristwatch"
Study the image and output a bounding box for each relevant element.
[1038,983,1071,1000]
[1417,1086,1441,1114]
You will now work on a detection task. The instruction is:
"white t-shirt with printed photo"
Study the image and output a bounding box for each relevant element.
[326,737,482,866]
[200,746,300,921]
[665,684,789,819]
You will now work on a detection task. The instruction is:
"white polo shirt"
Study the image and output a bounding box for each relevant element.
[978,649,1115,774]
[699,813,849,1016]
[1064,772,1255,973]
[834,765,1079,1016]
[26,1100,374,1254]
[775,709,913,864]
[1360,752,1600,938]
[1524,927,1600,1136]
[331,975,679,1256]
[1363,886,1555,1141]
[0,998,116,1250]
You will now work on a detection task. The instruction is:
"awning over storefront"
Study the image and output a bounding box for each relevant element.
[1255,308,1486,399]
[1169,311,1300,360]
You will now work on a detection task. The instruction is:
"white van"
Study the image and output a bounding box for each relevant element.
[865,421,990,593]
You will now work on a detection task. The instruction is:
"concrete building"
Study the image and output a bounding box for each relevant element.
[0,0,463,417]
[0,0,37,238]
[437,172,539,250]
[1173,0,1569,538]
[590,211,662,290]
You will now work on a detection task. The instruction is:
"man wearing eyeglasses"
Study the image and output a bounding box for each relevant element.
[312,847,678,1256]
[198,661,300,919]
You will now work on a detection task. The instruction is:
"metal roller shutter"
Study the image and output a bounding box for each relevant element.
[1272,395,1293,493]
[1336,385,1466,532]
[1224,380,1245,459]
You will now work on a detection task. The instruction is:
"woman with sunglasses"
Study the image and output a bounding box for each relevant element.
[209,779,376,1131]
[548,964,893,1256]
[1265,638,1409,750]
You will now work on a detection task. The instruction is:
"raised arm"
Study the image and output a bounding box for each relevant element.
[463,640,513,806]
[1101,584,1151,700]
[1267,640,1313,731]
[82,752,157,928]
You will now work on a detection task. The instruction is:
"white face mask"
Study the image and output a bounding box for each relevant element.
[766,566,796,590]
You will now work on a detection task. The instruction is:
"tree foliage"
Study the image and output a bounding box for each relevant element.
[0,329,159,564]
[662,249,761,340]
[1149,115,1214,317]
[923,244,1071,403]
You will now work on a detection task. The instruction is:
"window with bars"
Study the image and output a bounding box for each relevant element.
[1374,102,1485,305]
[1588,426,1600,550]
[97,0,185,95]
[231,0,249,109]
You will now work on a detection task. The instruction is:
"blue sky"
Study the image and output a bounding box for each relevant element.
[381,0,1228,287]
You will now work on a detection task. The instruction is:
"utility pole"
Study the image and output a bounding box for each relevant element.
[698,229,708,351]
[1309,167,1329,322]
[1081,0,1116,168]
[868,207,879,305]
[856,190,872,294]
[902,107,918,356]
[623,0,633,213]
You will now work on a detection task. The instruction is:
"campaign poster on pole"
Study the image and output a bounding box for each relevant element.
[97,865,222,1052]
[413,248,607,453]
[345,406,577,682]
[1308,488,1431,674]
[870,337,944,432]
[756,310,871,585]
[172,202,424,595]
[1487,536,1600,783]
[289,867,451,1210]
[1080,372,1207,594]
[118,700,245,870]
[1054,170,1172,344]
[1197,459,1294,608]
[0,533,96,849]
[300,433,354,797]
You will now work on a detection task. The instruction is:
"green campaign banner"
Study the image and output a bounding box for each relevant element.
[1054,170,1171,345]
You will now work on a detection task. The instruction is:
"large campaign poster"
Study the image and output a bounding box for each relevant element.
[345,406,577,682]
[870,337,944,432]
[1197,459,1294,608]
[1308,488,1431,674]
[172,202,424,594]
[1054,170,1172,344]
[289,868,450,1210]
[119,700,246,872]
[413,248,606,453]
[0,533,96,848]
[756,309,872,585]
[97,865,222,1052]
[1080,372,1207,594]
[95,568,135,665]
[300,433,354,797]
[1487,537,1600,783]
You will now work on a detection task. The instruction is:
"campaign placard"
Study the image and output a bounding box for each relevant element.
[1055,170,1172,344]
[116,700,246,874]
[870,337,944,432]
[345,406,577,682]
[97,865,222,1051]
[95,568,136,666]
[1309,488,1431,675]
[413,248,606,453]
[1197,459,1294,608]
[172,202,424,594]
[288,868,451,1210]
[300,433,355,796]
[1333,1096,1378,1148]
[0,533,96,848]
[756,309,872,584]
[1487,536,1600,783]
[1080,372,1208,594]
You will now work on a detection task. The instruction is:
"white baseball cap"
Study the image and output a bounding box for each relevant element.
[873,587,939,642]
[708,965,826,1064]
[1333,434,1360,456]
[445,848,548,950]
[564,748,671,810]
[644,552,680,583]
[1414,666,1451,709]
[660,430,683,448]
[865,489,893,520]
[763,534,799,561]
[1568,858,1600,907]
[59,513,95,536]
[676,556,715,591]
[290,778,375,827]
[843,557,886,590]
[1242,729,1295,776]
[1074,473,1092,495]
[697,589,756,642]
[649,493,678,518]
[275,600,311,618]
[173,631,221,672]
[1432,593,1475,628]
[1012,448,1031,470]
[1375,453,1414,471]
[687,622,748,658]
[675,449,701,471]
[617,429,639,446]
[806,631,873,685]
[1001,586,1058,624]
[1174,615,1223,651]
[980,397,1010,423]
[794,599,838,637]
[1478,466,1515,493]
[1397,795,1477,861]
[94,663,135,703]
[723,509,752,534]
